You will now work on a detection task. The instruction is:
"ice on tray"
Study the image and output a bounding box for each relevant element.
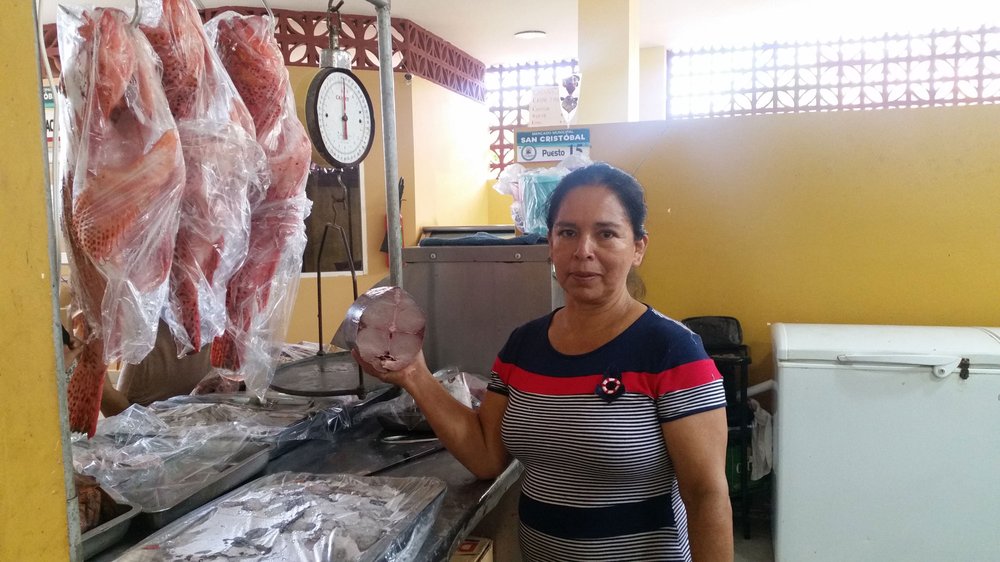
[118,472,446,561]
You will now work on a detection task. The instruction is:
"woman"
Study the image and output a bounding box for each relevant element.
[355,162,733,561]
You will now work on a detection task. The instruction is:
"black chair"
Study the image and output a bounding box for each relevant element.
[681,316,753,539]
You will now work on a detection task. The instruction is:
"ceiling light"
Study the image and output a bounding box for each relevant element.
[514,30,547,39]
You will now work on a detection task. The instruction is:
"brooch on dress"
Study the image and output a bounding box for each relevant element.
[595,369,625,402]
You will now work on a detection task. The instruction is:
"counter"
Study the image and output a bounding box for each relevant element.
[265,414,522,560]
[91,414,522,561]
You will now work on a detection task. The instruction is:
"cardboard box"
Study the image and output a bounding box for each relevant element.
[450,536,494,562]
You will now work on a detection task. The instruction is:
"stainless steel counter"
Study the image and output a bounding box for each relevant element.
[90,415,521,561]
[378,448,521,560]
[265,415,523,561]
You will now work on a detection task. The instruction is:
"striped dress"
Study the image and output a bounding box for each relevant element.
[488,306,726,562]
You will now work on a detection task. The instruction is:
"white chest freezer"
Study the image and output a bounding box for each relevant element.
[771,323,1000,562]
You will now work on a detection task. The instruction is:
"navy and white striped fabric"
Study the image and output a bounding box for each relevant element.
[488,306,725,562]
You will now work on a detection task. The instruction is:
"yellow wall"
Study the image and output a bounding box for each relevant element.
[576,0,640,124]
[486,179,516,225]
[411,77,492,228]
[585,104,1000,384]
[0,3,76,560]
[284,69,492,343]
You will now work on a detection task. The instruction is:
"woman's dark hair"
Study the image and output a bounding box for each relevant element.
[545,162,648,239]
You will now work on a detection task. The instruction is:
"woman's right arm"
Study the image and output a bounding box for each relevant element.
[355,349,511,479]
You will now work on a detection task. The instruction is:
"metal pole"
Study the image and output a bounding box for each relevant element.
[368,1,402,288]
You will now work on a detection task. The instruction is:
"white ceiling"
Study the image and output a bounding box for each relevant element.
[39,0,1000,67]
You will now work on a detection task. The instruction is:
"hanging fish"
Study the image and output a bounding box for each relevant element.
[57,6,186,436]
[139,0,262,356]
[205,12,312,396]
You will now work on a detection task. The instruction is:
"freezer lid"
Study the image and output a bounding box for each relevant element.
[772,323,1000,367]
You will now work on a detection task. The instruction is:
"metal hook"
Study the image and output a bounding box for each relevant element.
[130,0,140,27]
[260,0,275,29]
[326,0,345,50]
[316,223,332,355]
[333,168,348,206]
[328,168,358,299]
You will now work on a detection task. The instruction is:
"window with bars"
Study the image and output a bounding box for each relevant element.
[486,27,1000,173]
[668,26,1000,118]
[486,60,579,175]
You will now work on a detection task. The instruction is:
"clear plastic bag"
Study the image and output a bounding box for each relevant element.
[56,6,186,365]
[72,407,259,512]
[204,12,313,397]
[137,0,267,357]
[145,392,352,443]
[494,163,527,231]
[361,368,487,433]
[117,472,447,561]
[502,154,593,236]
[521,172,563,236]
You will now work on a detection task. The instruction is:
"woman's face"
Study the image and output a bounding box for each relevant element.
[548,184,648,306]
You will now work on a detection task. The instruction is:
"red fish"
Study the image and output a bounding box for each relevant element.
[75,10,135,121]
[141,0,262,356]
[212,16,287,141]
[57,7,185,436]
[138,0,204,120]
[206,14,311,389]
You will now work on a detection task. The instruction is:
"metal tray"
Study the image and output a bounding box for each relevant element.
[134,442,273,531]
[81,489,140,559]
[118,472,447,561]
[146,391,378,454]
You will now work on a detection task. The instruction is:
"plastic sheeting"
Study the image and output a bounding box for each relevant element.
[138,0,266,357]
[144,392,352,443]
[362,368,486,434]
[492,154,591,236]
[118,472,447,561]
[56,6,185,365]
[71,419,260,513]
[749,398,774,481]
[72,393,350,514]
[204,12,313,398]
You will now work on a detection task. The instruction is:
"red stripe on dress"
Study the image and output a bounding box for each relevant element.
[493,358,721,398]
[624,358,722,398]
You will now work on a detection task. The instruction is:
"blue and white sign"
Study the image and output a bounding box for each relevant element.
[517,128,590,163]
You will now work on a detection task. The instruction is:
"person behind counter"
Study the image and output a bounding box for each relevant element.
[354,162,734,561]
[59,281,229,418]
[100,320,214,417]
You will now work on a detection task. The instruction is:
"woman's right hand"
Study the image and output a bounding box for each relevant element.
[355,346,511,479]
[351,348,431,390]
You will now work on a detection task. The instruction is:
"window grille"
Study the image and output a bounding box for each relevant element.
[486,60,579,175]
[485,27,1000,172]
[668,26,1000,118]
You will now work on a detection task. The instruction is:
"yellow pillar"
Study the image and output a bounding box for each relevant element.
[0,4,77,561]
[576,0,640,124]
[640,46,667,121]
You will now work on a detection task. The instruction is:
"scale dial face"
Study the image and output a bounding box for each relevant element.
[305,67,375,168]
